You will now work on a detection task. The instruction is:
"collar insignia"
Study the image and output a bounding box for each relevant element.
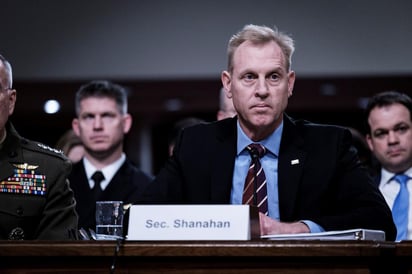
[13,163,39,170]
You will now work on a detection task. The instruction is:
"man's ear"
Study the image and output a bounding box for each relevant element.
[72,119,80,136]
[123,114,132,134]
[287,71,295,98]
[221,70,232,97]
[365,134,374,152]
[8,89,17,115]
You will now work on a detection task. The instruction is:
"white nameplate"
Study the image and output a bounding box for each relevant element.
[126,204,259,241]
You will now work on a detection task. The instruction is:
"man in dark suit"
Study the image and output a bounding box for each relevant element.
[69,80,152,232]
[365,91,412,241]
[0,54,78,240]
[141,24,396,241]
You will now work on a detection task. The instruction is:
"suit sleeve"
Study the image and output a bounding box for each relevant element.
[310,128,397,241]
[36,158,79,240]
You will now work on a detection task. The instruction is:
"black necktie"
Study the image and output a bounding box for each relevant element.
[91,171,105,200]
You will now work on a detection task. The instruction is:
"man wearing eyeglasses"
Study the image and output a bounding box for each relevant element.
[0,54,78,240]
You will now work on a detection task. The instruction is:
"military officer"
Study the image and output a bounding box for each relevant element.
[0,54,78,240]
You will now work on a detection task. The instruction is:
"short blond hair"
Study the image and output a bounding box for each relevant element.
[226,24,295,73]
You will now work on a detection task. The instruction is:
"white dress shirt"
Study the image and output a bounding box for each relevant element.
[83,153,126,191]
[379,167,412,239]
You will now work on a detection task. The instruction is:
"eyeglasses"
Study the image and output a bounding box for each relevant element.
[0,85,11,92]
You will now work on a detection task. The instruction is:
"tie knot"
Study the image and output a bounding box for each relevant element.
[246,143,266,158]
[91,171,105,184]
[394,174,410,185]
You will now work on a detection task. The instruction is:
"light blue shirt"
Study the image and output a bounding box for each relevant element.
[230,120,323,233]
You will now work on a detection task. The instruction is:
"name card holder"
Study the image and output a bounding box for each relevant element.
[126,204,260,241]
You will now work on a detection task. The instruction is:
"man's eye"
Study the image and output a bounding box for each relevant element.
[269,74,279,80]
[244,74,255,80]
[396,125,410,133]
[81,114,94,120]
[374,131,387,138]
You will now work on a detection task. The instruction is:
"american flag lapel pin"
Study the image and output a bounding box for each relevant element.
[291,159,299,165]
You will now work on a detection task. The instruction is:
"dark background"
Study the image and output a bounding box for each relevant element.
[2,0,411,175]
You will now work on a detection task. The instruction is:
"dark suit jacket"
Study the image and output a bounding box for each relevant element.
[0,122,78,240]
[142,115,397,241]
[69,158,152,231]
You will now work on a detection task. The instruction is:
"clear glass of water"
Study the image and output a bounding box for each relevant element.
[95,201,124,240]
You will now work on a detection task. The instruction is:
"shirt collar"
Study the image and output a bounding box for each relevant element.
[236,120,283,157]
[381,167,412,185]
[83,153,126,183]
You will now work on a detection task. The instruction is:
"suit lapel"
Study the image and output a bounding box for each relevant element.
[0,150,19,181]
[104,161,128,194]
[278,116,306,221]
[0,123,24,180]
[210,118,238,203]
[206,116,307,217]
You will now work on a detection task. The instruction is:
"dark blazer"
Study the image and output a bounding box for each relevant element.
[142,115,397,241]
[69,158,152,231]
[0,122,78,240]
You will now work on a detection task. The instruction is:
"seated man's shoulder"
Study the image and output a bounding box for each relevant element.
[296,119,346,134]
[127,160,153,182]
[19,138,68,163]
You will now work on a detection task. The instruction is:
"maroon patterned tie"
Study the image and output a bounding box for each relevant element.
[242,143,268,215]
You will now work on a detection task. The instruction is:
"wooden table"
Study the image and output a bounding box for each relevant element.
[0,240,398,274]
[394,241,412,274]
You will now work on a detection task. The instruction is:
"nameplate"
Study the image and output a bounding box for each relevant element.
[126,204,260,241]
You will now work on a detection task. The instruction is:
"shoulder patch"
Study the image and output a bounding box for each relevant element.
[13,163,39,170]
[36,143,63,155]
[20,138,66,159]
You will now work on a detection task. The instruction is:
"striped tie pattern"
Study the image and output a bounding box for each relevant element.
[392,174,410,241]
[242,143,268,215]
